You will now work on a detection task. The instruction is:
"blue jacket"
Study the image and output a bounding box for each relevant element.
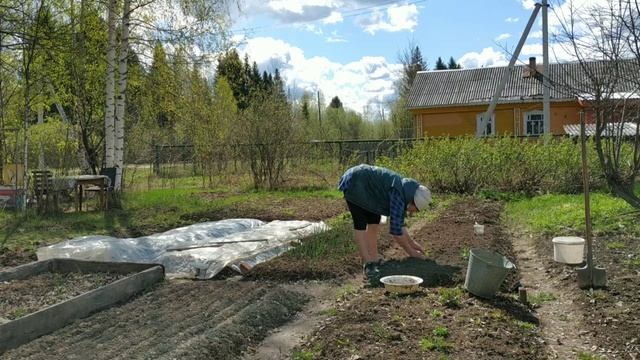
[338,165,419,235]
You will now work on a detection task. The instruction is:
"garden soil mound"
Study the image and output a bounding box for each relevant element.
[3,280,308,359]
[293,199,549,359]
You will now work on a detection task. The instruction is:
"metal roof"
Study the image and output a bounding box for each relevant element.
[407,60,640,109]
[563,122,638,137]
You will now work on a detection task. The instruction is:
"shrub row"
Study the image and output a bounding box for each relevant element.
[377,136,606,195]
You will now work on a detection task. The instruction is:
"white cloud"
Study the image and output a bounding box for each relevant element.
[505,17,519,22]
[326,30,346,43]
[458,47,508,69]
[267,0,336,14]
[521,0,535,10]
[297,24,324,35]
[322,11,343,24]
[521,43,542,57]
[529,30,542,39]
[238,37,401,112]
[358,3,419,34]
[495,33,512,41]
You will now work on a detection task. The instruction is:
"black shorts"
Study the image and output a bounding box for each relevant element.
[346,200,381,231]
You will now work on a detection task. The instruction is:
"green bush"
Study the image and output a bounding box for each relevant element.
[378,136,605,195]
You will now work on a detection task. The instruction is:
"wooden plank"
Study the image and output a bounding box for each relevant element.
[0,265,164,354]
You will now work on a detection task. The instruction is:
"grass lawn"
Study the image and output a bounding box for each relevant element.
[505,192,640,236]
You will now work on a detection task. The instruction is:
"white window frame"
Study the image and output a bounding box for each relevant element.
[476,113,495,136]
[524,110,546,136]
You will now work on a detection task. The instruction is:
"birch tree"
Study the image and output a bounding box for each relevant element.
[103,0,117,175]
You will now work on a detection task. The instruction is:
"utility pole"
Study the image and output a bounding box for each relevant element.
[542,0,551,134]
[317,90,322,137]
[479,2,542,137]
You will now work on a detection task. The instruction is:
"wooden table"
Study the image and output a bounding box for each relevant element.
[74,175,109,212]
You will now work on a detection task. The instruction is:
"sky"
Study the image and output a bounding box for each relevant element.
[225,0,597,114]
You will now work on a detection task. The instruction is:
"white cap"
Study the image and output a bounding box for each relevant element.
[413,185,432,211]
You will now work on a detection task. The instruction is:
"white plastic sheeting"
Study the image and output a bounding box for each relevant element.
[37,219,329,279]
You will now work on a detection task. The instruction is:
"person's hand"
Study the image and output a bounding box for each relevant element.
[410,240,425,253]
[407,247,427,260]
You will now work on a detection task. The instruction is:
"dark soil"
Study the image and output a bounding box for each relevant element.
[0,249,36,272]
[2,280,309,359]
[535,232,640,359]
[0,272,128,321]
[292,199,549,359]
[183,195,346,223]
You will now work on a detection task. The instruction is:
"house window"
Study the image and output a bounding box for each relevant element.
[524,111,545,136]
[476,113,495,136]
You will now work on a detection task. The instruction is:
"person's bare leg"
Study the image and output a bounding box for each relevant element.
[354,230,376,263]
[364,223,381,262]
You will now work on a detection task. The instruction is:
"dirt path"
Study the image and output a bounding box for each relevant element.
[511,230,593,359]
[241,282,344,360]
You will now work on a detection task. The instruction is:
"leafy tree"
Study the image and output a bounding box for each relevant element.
[194,75,235,186]
[435,57,447,70]
[554,0,640,208]
[237,87,297,189]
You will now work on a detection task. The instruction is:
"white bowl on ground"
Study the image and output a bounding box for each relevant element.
[379,275,423,294]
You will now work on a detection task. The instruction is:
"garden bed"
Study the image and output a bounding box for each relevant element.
[0,271,128,321]
[3,280,309,359]
[290,199,549,359]
[0,259,164,353]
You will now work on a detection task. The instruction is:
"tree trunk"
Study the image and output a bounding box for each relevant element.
[71,0,93,174]
[0,18,4,184]
[113,0,131,191]
[104,0,117,169]
[38,107,44,168]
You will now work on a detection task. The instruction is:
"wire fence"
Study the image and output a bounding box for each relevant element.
[151,139,419,177]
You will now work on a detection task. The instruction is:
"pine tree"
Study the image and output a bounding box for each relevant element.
[435,57,447,70]
[215,49,246,109]
[329,96,343,109]
[399,45,427,98]
[448,56,462,69]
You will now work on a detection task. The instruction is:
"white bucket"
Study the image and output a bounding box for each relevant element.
[473,223,485,235]
[552,236,585,264]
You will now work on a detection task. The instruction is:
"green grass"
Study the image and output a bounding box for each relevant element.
[606,241,626,250]
[372,322,388,339]
[0,187,344,252]
[335,284,358,301]
[577,351,606,360]
[288,215,356,261]
[291,349,316,360]
[419,336,453,353]
[432,326,449,338]
[513,320,537,330]
[437,287,464,308]
[320,307,337,316]
[505,193,640,236]
[528,291,557,307]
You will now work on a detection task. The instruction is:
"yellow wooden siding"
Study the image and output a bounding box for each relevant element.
[411,101,584,137]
